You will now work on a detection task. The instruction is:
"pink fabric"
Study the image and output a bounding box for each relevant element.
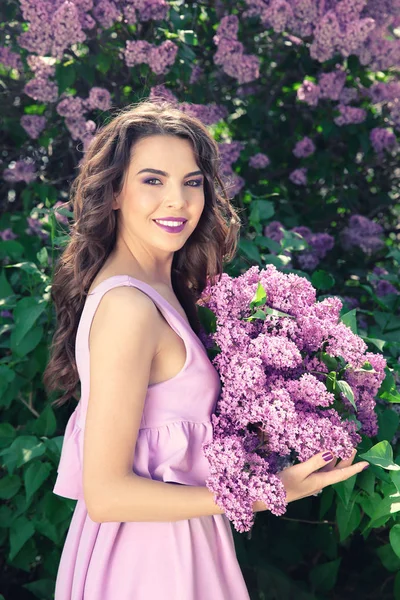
[53,275,250,599]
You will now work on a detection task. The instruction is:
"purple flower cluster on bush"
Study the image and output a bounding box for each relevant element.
[199,264,386,531]
[213,15,260,84]
[264,221,335,270]
[340,214,385,254]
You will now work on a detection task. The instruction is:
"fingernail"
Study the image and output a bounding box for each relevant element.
[322,452,334,462]
[362,464,370,470]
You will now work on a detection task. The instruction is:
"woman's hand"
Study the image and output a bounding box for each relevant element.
[277,448,369,503]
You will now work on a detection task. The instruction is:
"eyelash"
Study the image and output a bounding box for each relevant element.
[143,178,204,187]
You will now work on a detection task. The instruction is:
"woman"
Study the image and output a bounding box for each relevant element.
[44,99,369,599]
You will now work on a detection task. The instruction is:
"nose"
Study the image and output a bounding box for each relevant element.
[164,182,188,209]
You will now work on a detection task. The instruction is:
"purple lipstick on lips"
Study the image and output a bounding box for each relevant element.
[153,216,188,234]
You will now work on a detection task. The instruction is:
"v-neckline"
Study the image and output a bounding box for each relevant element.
[87,274,205,350]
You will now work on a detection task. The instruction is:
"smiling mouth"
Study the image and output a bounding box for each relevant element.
[153,219,187,233]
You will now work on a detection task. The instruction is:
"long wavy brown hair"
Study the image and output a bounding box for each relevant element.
[43,98,241,408]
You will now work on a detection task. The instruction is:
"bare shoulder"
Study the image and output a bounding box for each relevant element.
[89,285,161,351]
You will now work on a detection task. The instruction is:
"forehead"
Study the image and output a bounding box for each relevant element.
[130,135,196,164]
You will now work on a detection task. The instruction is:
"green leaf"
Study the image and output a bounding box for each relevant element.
[281,229,308,252]
[390,524,400,559]
[11,324,43,357]
[265,306,293,319]
[336,498,361,541]
[369,494,400,526]
[197,305,217,335]
[359,440,400,471]
[376,543,400,572]
[340,309,358,334]
[24,462,52,503]
[391,471,400,495]
[336,380,357,411]
[245,309,267,322]
[54,63,76,95]
[251,200,275,222]
[0,422,16,449]
[332,474,357,508]
[249,282,267,309]
[255,235,281,254]
[23,579,56,600]
[12,297,47,346]
[0,436,45,474]
[377,409,400,443]
[0,474,21,499]
[320,353,338,372]
[239,239,261,265]
[309,558,341,593]
[311,270,335,290]
[32,404,57,437]
[9,515,35,561]
[362,337,386,352]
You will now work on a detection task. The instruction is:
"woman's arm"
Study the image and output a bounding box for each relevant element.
[83,285,269,523]
[90,473,268,523]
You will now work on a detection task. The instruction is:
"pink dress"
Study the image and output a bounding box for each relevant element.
[53,275,250,600]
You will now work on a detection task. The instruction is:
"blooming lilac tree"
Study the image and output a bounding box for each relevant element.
[1,0,400,597]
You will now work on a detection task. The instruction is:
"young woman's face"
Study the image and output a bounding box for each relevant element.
[112,135,205,255]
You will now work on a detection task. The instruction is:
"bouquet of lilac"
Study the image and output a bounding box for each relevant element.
[198,265,387,533]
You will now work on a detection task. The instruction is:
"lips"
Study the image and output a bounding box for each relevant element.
[153,219,187,234]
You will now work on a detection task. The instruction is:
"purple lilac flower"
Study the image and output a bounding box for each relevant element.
[179,102,228,126]
[3,160,37,183]
[85,87,112,112]
[249,153,270,168]
[0,46,23,71]
[293,137,316,158]
[213,15,260,84]
[25,216,49,240]
[318,70,347,101]
[370,128,397,154]
[297,80,320,106]
[0,310,13,319]
[289,167,307,185]
[20,115,47,139]
[375,280,399,297]
[341,214,385,254]
[334,104,367,126]
[0,228,18,241]
[199,264,386,531]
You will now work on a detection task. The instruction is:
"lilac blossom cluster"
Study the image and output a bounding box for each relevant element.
[199,264,386,531]
[3,160,37,184]
[249,153,271,168]
[293,137,316,158]
[217,141,246,198]
[146,85,229,127]
[369,127,397,155]
[123,39,178,75]
[340,214,385,254]
[17,0,168,60]
[20,115,47,140]
[263,221,335,270]
[213,15,260,84]
[371,266,399,297]
[243,0,398,69]
[289,167,307,185]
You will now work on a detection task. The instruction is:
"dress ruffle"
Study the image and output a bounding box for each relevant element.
[53,410,214,500]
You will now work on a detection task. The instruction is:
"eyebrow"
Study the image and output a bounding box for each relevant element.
[136,168,204,178]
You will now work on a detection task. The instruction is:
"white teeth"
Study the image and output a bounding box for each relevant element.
[155,220,185,227]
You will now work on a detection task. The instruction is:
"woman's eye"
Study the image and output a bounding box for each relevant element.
[143,178,203,187]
